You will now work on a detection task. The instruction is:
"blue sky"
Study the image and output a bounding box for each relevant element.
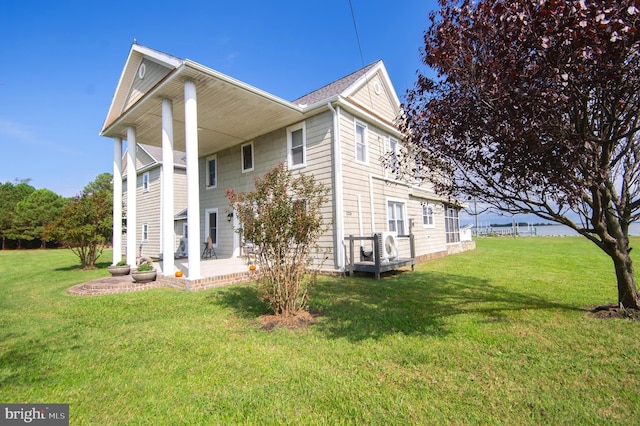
[0,0,437,195]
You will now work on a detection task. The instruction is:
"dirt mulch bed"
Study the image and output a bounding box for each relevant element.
[259,310,320,331]
[587,304,640,321]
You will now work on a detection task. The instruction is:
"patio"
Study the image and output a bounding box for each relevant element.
[68,257,257,296]
[157,256,258,292]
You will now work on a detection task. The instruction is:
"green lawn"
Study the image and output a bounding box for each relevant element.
[1,238,639,424]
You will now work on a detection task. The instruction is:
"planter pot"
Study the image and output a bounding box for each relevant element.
[108,265,131,276]
[132,269,157,283]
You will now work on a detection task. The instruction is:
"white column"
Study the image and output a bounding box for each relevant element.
[126,127,137,267]
[162,98,175,276]
[184,80,201,279]
[112,137,123,265]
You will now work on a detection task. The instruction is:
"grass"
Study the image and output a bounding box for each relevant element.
[1,238,639,424]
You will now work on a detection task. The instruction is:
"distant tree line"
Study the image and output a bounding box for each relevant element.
[0,173,113,269]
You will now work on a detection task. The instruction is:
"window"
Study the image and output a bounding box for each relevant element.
[445,206,460,243]
[206,154,217,188]
[205,208,218,246]
[142,223,149,241]
[241,142,254,173]
[388,137,400,177]
[355,121,367,163]
[287,123,306,169]
[414,158,424,185]
[142,172,150,192]
[422,204,434,227]
[387,201,405,235]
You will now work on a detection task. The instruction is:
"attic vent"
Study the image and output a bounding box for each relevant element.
[373,81,381,95]
[138,63,146,79]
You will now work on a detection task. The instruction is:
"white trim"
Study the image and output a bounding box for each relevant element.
[112,137,123,265]
[386,198,407,235]
[328,103,345,269]
[205,154,217,188]
[287,121,306,170]
[241,141,254,173]
[422,203,435,229]
[204,208,219,247]
[355,120,368,165]
[184,80,201,279]
[341,61,402,108]
[161,97,175,275]
[126,128,137,267]
[138,62,146,79]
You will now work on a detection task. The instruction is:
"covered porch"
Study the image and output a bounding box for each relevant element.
[100,44,304,282]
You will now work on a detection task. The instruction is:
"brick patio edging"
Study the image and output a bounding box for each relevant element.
[159,270,258,291]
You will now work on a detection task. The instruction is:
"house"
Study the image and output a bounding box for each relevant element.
[100,43,474,284]
[120,143,187,260]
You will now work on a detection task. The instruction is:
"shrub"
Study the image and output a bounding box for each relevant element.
[136,264,153,272]
[227,164,329,317]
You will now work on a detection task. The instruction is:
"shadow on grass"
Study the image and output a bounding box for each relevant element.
[54,260,112,272]
[207,270,581,341]
[311,270,581,341]
[207,285,271,319]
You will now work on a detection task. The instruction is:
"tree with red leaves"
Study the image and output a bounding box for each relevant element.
[401,0,640,309]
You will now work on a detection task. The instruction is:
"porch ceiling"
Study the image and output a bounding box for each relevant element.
[101,63,304,156]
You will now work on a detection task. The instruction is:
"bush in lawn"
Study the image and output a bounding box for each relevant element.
[46,174,113,269]
[227,164,329,317]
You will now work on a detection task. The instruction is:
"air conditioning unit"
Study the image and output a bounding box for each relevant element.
[176,236,188,258]
[379,232,398,261]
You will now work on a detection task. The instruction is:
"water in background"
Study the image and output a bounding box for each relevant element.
[475,222,640,237]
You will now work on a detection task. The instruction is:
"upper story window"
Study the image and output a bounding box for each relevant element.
[241,142,254,173]
[387,201,405,235]
[206,154,217,188]
[422,203,435,228]
[287,122,306,169]
[355,121,368,164]
[388,137,400,177]
[414,157,424,185]
[142,172,150,193]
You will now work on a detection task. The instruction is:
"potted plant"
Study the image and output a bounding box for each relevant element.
[108,260,131,276]
[132,263,157,283]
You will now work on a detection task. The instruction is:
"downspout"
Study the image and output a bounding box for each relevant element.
[327,102,345,270]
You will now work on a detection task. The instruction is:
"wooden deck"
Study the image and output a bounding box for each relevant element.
[345,234,415,280]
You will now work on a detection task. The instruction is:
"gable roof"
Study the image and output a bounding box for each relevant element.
[101,44,402,153]
[102,43,183,133]
[138,144,186,168]
[293,61,380,106]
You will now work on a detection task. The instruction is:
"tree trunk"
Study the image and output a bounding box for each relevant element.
[610,247,640,309]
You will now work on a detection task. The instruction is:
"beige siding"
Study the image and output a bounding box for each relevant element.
[125,59,173,111]
[337,107,450,261]
[348,72,400,123]
[119,107,456,269]
[121,166,188,260]
[197,111,336,264]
